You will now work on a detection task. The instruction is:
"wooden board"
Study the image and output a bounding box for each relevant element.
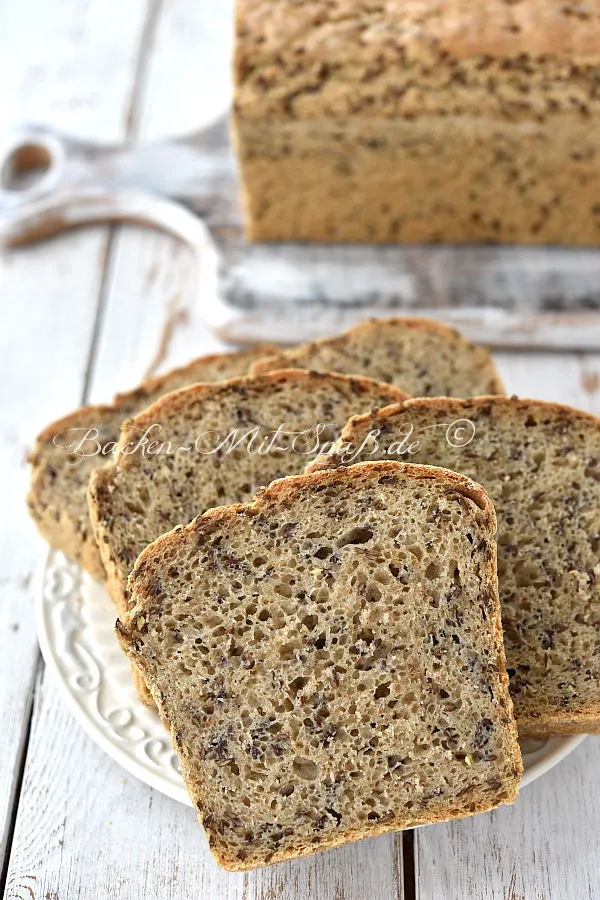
[0,0,148,881]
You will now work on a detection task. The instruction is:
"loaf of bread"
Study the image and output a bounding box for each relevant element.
[233,1,600,244]
[87,370,406,615]
[309,397,600,736]
[117,461,521,870]
[27,346,276,579]
[250,318,504,397]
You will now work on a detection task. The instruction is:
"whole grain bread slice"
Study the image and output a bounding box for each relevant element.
[87,369,406,616]
[27,346,277,579]
[308,397,600,737]
[250,318,504,397]
[117,461,521,871]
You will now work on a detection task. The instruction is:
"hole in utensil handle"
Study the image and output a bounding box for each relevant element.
[1,141,53,192]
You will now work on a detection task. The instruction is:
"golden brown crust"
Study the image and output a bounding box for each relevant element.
[111,345,279,406]
[27,346,278,578]
[337,395,600,445]
[234,2,600,128]
[236,0,600,90]
[249,318,505,395]
[118,459,521,870]
[89,369,407,608]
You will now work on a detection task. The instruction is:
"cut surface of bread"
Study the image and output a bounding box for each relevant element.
[87,370,406,615]
[250,318,504,397]
[309,397,600,736]
[28,346,277,579]
[117,461,521,871]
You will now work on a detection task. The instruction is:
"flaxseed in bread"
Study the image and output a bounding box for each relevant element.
[87,370,406,616]
[27,346,277,578]
[250,319,504,397]
[117,461,521,870]
[309,397,600,736]
[234,1,600,245]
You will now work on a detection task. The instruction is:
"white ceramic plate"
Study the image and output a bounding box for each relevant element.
[36,549,587,805]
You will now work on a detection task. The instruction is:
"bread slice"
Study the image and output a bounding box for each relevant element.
[27,346,277,579]
[87,370,406,615]
[309,397,600,737]
[116,461,521,871]
[250,318,504,397]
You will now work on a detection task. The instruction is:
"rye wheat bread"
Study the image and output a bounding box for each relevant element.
[250,318,504,397]
[87,370,406,616]
[234,1,600,245]
[309,397,600,736]
[27,346,277,579]
[117,461,522,870]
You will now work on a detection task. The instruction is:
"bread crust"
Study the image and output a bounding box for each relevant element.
[234,3,600,245]
[310,396,600,737]
[88,369,407,603]
[118,461,522,870]
[235,0,600,91]
[27,346,278,578]
[250,317,505,395]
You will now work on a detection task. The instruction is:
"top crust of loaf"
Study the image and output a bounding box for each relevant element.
[236,1,600,73]
[250,318,504,398]
[234,2,600,122]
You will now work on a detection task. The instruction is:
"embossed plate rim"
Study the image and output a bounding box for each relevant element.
[36,550,587,806]
[36,550,191,806]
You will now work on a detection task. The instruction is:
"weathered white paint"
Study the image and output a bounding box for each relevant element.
[0,0,148,879]
[416,737,600,900]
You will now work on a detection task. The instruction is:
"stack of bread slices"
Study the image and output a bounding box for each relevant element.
[28,318,600,871]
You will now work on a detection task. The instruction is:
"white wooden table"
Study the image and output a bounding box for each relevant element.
[1,3,600,898]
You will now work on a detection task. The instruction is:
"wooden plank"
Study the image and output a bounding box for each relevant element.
[0,0,149,884]
[87,0,237,404]
[415,737,600,900]
[414,350,600,899]
[494,350,600,414]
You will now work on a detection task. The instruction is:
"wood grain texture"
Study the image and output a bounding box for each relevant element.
[87,0,238,403]
[0,0,149,882]
[415,738,600,900]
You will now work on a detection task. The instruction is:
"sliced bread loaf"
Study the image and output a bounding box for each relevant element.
[87,370,406,615]
[117,461,521,870]
[250,318,504,397]
[27,345,277,579]
[309,397,600,736]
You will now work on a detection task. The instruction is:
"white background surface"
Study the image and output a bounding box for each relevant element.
[1,2,600,898]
